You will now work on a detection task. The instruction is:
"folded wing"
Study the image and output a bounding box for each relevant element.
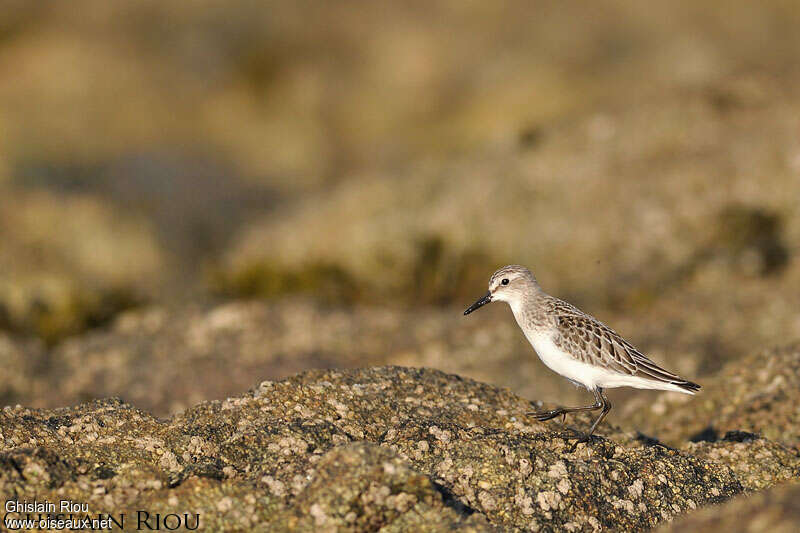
[551,299,701,391]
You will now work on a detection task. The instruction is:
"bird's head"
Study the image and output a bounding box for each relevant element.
[464,265,538,315]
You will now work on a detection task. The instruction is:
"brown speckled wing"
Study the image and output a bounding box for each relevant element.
[548,298,686,383]
[553,313,638,374]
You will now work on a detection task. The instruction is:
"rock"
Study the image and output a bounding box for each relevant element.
[8,300,566,417]
[684,434,800,491]
[0,366,760,531]
[0,333,48,406]
[656,482,800,533]
[625,343,800,448]
[271,442,492,531]
[13,297,783,428]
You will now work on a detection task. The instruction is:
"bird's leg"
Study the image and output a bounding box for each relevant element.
[560,389,613,450]
[530,389,611,451]
[528,389,603,423]
[586,389,612,437]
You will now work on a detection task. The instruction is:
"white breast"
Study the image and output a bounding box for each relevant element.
[523,330,605,390]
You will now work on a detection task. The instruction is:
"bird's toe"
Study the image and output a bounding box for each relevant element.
[528,409,563,422]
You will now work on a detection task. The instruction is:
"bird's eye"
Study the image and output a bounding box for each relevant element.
[501,278,509,285]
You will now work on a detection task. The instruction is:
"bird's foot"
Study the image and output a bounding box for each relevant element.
[527,408,565,422]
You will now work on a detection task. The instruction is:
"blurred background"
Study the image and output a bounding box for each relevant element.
[1,0,799,418]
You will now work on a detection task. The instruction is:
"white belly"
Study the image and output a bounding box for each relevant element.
[523,330,686,392]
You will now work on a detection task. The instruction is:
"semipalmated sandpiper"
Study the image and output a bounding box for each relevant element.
[464,265,700,440]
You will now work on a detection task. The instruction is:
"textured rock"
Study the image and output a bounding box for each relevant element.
[271,442,492,531]
[3,300,569,416]
[684,433,800,491]
[0,333,47,406]
[1,366,771,531]
[657,482,800,533]
[6,297,764,425]
[625,343,800,448]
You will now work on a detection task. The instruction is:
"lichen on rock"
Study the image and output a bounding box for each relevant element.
[4,365,784,531]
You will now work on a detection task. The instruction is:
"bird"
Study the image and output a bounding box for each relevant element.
[464,265,700,441]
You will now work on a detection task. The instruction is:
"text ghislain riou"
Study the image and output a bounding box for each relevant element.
[6,499,87,514]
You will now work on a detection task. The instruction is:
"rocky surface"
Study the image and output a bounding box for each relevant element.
[657,482,800,533]
[683,434,800,491]
[2,365,798,531]
[0,300,567,416]
[0,298,713,419]
[624,342,800,448]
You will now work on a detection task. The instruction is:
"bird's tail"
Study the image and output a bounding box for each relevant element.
[677,380,701,393]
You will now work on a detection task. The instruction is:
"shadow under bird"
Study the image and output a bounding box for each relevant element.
[464,265,700,442]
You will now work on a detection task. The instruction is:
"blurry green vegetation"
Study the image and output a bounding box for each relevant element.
[411,236,494,306]
[0,188,164,343]
[0,286,139,346]
[711,205,788,275]
[211,235,496,307]
[209,261,359,305]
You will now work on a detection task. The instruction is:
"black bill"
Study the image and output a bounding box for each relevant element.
[464,291,492,315]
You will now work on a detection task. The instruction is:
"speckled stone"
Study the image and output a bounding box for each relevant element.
[625,343,800,448]
[1,366,774,531]
[657,482,800,533]
[685,434,800,491]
